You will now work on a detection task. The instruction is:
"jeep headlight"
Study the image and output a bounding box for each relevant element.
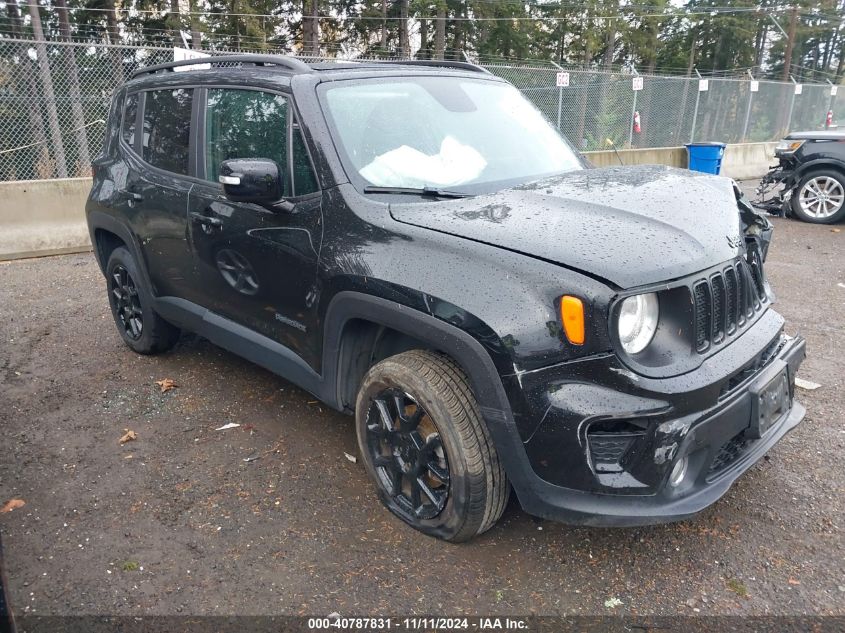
[775,139,804,154]
[618,293,659,354]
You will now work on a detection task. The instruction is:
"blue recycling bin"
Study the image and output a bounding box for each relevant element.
[685,142,726,175]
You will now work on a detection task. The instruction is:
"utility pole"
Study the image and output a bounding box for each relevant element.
[782,6,798,82]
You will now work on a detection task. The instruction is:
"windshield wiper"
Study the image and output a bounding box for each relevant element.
[363,185,472,198]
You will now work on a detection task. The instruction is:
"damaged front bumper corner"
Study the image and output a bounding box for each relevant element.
[488,313,806,527]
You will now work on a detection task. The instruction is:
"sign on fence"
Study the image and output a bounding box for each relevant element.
[632,76,643,91]
[173,47,210,71]
[698,79,709,92]
[794,84,803,95]
[750,80,759,92]
[555,72,570,88]
[832,86,839,96]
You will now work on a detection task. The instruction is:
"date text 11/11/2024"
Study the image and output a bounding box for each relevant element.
[306,617,529,630]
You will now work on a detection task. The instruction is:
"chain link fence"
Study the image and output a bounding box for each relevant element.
[1,37,842,182]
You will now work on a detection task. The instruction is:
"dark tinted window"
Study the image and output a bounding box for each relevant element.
[292,125,318,195]
[205,89,287,191]
[142,89,193,175]
[122,93,138,148]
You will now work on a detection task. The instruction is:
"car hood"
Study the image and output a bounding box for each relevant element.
[389,164,744,289]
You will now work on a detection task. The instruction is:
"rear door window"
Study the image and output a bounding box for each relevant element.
[142,88,193,175]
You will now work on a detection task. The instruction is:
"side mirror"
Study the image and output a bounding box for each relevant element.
[219,158,283,205]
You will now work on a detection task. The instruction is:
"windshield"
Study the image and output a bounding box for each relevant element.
[320,76,583,193]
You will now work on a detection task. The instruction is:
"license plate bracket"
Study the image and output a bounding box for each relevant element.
[747,361,790,439]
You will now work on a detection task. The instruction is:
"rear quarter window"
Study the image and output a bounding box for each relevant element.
[121,93,138,148]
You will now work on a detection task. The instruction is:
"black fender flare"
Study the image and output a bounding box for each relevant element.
[794,157,845,181]
[319,291,533,487]
[321,291,511,413]
[86,210,153,293]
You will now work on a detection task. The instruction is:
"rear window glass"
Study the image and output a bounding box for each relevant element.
[142,88,193,175]
[122,93,138,148]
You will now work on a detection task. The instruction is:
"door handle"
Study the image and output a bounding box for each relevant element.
[117,189,143,202]
[189,211,223,227]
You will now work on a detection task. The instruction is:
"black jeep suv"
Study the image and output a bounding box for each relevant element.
[87,55,806,542]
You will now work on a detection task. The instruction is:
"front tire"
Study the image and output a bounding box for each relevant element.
[355,350,509,542]
[790,169,845,224]
[105,247,179,354]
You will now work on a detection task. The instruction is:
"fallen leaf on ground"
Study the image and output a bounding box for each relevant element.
[788,578,801,585]
[215,422,240,431]
[795,377,821,391]
[155,378,177,393]
[119,429,137,445]
[831,228,841,233]
[604,597,623,608]
[344,452,357,463]
[0,499,25,513]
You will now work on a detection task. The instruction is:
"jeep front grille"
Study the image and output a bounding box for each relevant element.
[693,256,767,353]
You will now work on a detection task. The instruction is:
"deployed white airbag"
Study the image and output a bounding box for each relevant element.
[360,136,487,188]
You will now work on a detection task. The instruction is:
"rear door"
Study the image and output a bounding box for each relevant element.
[186,86,323,365]
[130,87,201,301]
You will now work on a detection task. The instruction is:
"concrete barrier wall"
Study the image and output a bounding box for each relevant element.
[583,141,778,180]
[0,177,92,260]
[0,141,780,260]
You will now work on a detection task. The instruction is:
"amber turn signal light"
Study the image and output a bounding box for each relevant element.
[560,296,585,345]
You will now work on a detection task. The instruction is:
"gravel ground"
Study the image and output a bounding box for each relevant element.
[0,184,843,618]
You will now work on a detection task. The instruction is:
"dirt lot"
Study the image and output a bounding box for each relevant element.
[1,202,843,618]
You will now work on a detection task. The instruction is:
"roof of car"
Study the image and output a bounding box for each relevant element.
[787,130,845,140]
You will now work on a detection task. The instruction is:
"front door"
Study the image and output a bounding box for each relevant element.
[187,87,323,366]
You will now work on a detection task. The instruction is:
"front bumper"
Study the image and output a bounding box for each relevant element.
[488,310,806,527]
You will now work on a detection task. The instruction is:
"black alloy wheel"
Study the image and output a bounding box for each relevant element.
[355,350,509,542]
[105,246,180,355]
[364,389,450,520]
[110,264,143,340]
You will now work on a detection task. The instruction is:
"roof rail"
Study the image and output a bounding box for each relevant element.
[129,54,313,79]
[376,59,491,75]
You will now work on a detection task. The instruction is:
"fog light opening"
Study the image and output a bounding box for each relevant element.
[669,455,689,488]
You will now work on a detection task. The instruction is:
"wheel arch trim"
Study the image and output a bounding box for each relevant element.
[795,158,845,180]
[87,211,153,292]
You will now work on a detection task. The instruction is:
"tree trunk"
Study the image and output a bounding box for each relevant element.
[603,17,614,70]
[54,0,91,173]
[451,1,464,58]
[381,0,388,51]
[302,0,319,57]
[419,17,428,59]
[27,0,68,178]
[169,0,181,46]
[782,6,798,81]
[102,0,123,83]
[399,0,410,58]
[190,0,203,50]
[434,4,445,60]
[6,0,51,179]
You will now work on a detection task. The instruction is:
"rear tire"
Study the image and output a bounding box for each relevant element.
[355,350,509,542]
[790,169,845,224]
[105,247,179,354]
